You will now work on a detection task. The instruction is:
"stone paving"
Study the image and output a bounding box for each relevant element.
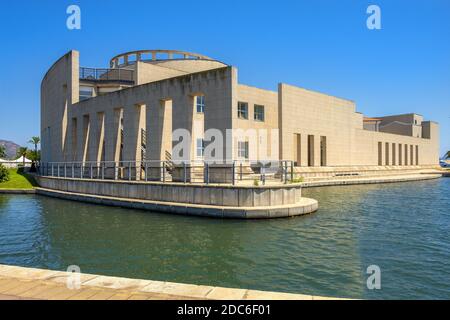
[0,264,344,300]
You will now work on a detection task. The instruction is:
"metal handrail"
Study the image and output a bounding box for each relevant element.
[37,160,297,185]
[79,67,134,83]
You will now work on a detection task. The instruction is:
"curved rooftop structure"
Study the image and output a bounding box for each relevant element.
[110,49,224,68]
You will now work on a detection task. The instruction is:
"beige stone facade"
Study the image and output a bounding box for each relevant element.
[41,49,440,167]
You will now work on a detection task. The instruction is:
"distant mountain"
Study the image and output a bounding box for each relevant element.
[0,140,21,159]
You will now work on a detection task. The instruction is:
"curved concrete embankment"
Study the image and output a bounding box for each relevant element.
[34,176,318,219]
[35,187,318,219]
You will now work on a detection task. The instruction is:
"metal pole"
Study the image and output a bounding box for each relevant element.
[128,161,132,181]
[290,161,294,182]
[261,166,266,186]
[90,163,93,179]
[162,161,166,183]
[232,161,236,186]
[51,164,54,177]
[240,163,243,181]
[280,161,284,182]
[72,163,75,178]
[114,162,118,180]
[205,162,209,184]
[145,162,148,182]
[64,164,67,178]
[102,162,105,180]
[183,162,187,184]
[284,161,288,184]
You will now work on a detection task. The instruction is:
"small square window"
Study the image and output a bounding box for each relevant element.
[254,105,265,122]
[238,102,248,119]
[196,96,205,113]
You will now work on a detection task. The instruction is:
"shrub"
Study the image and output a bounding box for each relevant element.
[0,164,9,183]
[290,176,304,184]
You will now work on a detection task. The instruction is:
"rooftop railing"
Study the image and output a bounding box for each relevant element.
[79,67,135,84]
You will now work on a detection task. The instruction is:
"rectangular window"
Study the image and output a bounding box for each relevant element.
[405,145,408,166]
[416,145,419,165]
[79,86,94,101]
[378,142,382,166]
[196,139,205,158]
[392,143,396,165]
[254,105,265,122]
[308,135,315,167]
[196,96,205,113]
[385,142,390,165]
[238,141,249,159]
[320,136,327,166]
[237,102,248,119]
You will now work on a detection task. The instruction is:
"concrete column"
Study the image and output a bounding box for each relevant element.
[147,99,173,161]
[104,108,123,163]
[66,117,77,162]
[76,115,90,163]
[172,95,194,162]
[87,112,105,163]
[122,104,145,162]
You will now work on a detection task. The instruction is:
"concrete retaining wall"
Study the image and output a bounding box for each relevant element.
[35,176,302,207]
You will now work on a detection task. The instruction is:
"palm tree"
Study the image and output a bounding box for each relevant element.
[28,136,40,155]
[16,147,28,167]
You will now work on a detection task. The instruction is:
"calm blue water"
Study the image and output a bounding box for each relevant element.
[0,178,449,299]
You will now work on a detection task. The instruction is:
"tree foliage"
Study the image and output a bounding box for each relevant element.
[28,137,40,153]
[0,145,6,159]
[0,164,9,182]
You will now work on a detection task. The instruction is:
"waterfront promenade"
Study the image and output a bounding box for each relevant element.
[0,264,341,300]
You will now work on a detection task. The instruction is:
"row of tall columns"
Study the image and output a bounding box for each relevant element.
[294,134,323,167]
[65,97,196,166]
[378,142,419,166]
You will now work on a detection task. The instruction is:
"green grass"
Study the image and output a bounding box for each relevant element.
[0,169,37,190]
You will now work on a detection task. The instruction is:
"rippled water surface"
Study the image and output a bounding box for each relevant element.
[1,178,449,299]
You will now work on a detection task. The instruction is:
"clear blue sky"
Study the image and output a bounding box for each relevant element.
[0,0,448,155]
